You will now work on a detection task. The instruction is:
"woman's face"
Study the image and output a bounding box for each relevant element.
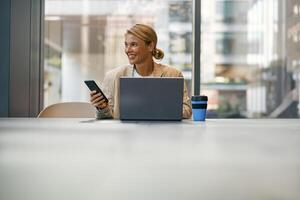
[124,33,153,65]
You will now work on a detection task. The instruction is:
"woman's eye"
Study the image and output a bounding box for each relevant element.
[125,43,138,48]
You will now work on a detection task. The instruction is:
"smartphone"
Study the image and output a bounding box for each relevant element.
[84,80,109,103]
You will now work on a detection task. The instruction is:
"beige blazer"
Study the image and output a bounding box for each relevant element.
[101,63,192,119]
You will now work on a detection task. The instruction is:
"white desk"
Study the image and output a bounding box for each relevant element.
[0,118,300,200]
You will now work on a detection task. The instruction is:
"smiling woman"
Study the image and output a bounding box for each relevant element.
[89,24,192,120]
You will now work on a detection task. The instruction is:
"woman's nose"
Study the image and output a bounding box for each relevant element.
[125,46,131,53]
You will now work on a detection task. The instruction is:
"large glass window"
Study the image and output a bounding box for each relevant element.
[44,0,193,107]
[44,0,300,118]
[215,0,249,23]
[201,0,300,118]
[215,32,248,55]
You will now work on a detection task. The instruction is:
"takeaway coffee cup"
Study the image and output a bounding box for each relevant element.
[191,95,208,121]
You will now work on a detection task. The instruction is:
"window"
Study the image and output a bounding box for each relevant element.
[44,0,300,118]
[215,0,249,24]
[215,32,248,55]
[201,0,300,118]
[44,0,193,107]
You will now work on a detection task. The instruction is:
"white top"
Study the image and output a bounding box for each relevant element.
[133,67,153,77]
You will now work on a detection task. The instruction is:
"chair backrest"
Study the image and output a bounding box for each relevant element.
[37,102,96,118]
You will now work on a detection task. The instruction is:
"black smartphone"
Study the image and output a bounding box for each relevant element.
[84,80,109,103]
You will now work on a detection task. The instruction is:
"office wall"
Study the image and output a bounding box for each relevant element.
[0,0,43,117]
[10,0,31,116]
[0,0,10,117]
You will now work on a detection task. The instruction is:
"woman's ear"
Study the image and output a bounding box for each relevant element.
[147,42,155,52]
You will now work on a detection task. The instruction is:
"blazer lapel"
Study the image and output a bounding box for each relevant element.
[123,65,133,77]
[113,65,133,119]
[152,63,165,77]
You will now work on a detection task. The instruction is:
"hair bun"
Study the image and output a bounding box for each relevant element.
[153,48,164,60]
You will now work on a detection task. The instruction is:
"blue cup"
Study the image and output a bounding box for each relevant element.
[191,95,208,121]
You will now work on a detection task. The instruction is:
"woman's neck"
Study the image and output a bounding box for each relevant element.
[134,59,154,77]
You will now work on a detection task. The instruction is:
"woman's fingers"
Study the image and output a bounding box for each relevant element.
[92,96,105,105]
[91,93,101,102]
[90,90,98,97]
[91,93,108,109]
[98,101,108,109]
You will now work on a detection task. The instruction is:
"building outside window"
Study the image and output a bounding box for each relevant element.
[201,0,299,118]
[201,0,250,118]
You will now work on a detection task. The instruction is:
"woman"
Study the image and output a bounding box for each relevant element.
[90,24,192,119]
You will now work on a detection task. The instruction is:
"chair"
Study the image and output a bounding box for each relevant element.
[37,102,96,118]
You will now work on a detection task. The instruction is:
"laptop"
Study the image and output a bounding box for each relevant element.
[119,77,183,121]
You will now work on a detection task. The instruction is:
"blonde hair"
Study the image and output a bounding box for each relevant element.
[126,24,164,60]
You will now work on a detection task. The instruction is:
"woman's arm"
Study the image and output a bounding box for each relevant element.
[182,78,192,119]
[161,66,192,119]
[95,73,115,119]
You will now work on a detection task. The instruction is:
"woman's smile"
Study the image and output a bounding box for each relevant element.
[127,54,136,59]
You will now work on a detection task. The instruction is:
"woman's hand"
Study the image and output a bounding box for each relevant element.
[90,90,108,110]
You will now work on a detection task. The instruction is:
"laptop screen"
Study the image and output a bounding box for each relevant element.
[119,77,183,121]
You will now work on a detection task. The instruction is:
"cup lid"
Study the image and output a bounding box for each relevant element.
[191,95,208,101]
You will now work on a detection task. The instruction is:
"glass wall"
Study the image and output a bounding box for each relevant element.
[44,0,300,118]
[201,0,250,118]
[44,0,193,107]
[201,0,300,118]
